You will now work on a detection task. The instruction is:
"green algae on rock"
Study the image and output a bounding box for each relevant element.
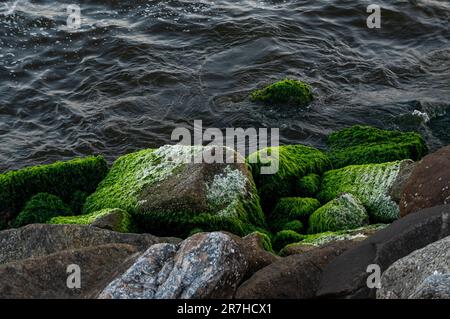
[296,173,321,197]
[319,161,406,223]
[327,125,428,168]
[272,229,306,252]
[83,145,266,237]
[13,193,71,228]
[250,79,313,107]
[247,144,331,210]
[0,155,108,229]
[281,220,304,233]
[270,197,321,231]
[49,208,132,233]
[308,193,369,234]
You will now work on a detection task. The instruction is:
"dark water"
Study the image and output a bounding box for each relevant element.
[0,0,449,172]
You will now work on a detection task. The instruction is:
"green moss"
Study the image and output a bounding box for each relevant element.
[12,193,71,228]
[308,193,369,234]
[318,161,404,223]
[327,125,428,168]
[250,79,313,107]
[84,145,266,237]
[49,208,132,233]
[281,220,304,233]
[69,191,88,214]
[272,230,306,252]
[0,156,108,227]
[270,197,321,231]
[247,144,331,211]
[296,173,321,197]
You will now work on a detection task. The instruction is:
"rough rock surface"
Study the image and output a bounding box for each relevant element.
[390,159,416,204]
[235,240,359,299]
[99,232,276,299]
[377,236,450,299]
[0,224,180,265]
[0,244,139,299]
[409,274,450,299]
[400,146,450,217]
[316,205,450,299]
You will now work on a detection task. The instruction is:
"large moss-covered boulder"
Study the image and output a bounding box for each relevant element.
[327,125,427,168]
[270,197,321,231]
[319,161,407,223]
[83,145,265,237]
[272,230,305,252]
[308,193,369,234]
[0,156,108,229]
[247,145,331,211]
[12,193,71,228]
[250,79,313,107]
[49,208,132,233]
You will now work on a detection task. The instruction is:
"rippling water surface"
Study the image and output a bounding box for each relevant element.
[0,0,449,172]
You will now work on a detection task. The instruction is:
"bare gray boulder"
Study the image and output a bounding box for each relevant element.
[409,274,450,299]
[377,236,450,299]
[99,231,275,299]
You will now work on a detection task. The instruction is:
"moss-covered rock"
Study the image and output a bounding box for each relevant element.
[244,231,274,253]
[318,161,406,223]
[49,208,132,233]
[296,173,321,197]
[250,79,313,107]
[247,145,331,211]
[13,193,71,228]
[0,156,108,229]
[83,145,266,237]
[272,230,306,252]
[270,197,321,231]
[308,193,369,234]
[280,224,387,256]
[327,125,428,168]
[281,220,304,233]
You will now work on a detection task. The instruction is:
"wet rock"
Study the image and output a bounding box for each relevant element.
[0,224,180,265]
[316,205,450,299]
[400,146,450,217]
[377,236,450,299]
[0,244,139,299]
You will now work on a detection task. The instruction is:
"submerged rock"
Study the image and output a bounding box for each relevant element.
[83,145,265,237]
[49,208,132,233]
[247,144,331,211]
[377,236,450,299]
[400,145,450,217]
[327,125,427,169]
[319,160,408,223]
[308,193,369,233]
[99,232,276,299]
[250,79,313,107]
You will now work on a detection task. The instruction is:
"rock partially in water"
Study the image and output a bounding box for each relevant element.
[83,145,265,237]
[377,236,450,299]
[400,145,450,217]
[326,125,427,169]
[250,79,313,107]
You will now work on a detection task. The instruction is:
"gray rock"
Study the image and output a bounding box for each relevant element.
[377,236,450,299]
[99,232,249,299]
[0,224,180,265]
[409,273,450,299]
[0,244,139,299]
[390,159,416,204]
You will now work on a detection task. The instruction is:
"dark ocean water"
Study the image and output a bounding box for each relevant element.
[0,0,449,172]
